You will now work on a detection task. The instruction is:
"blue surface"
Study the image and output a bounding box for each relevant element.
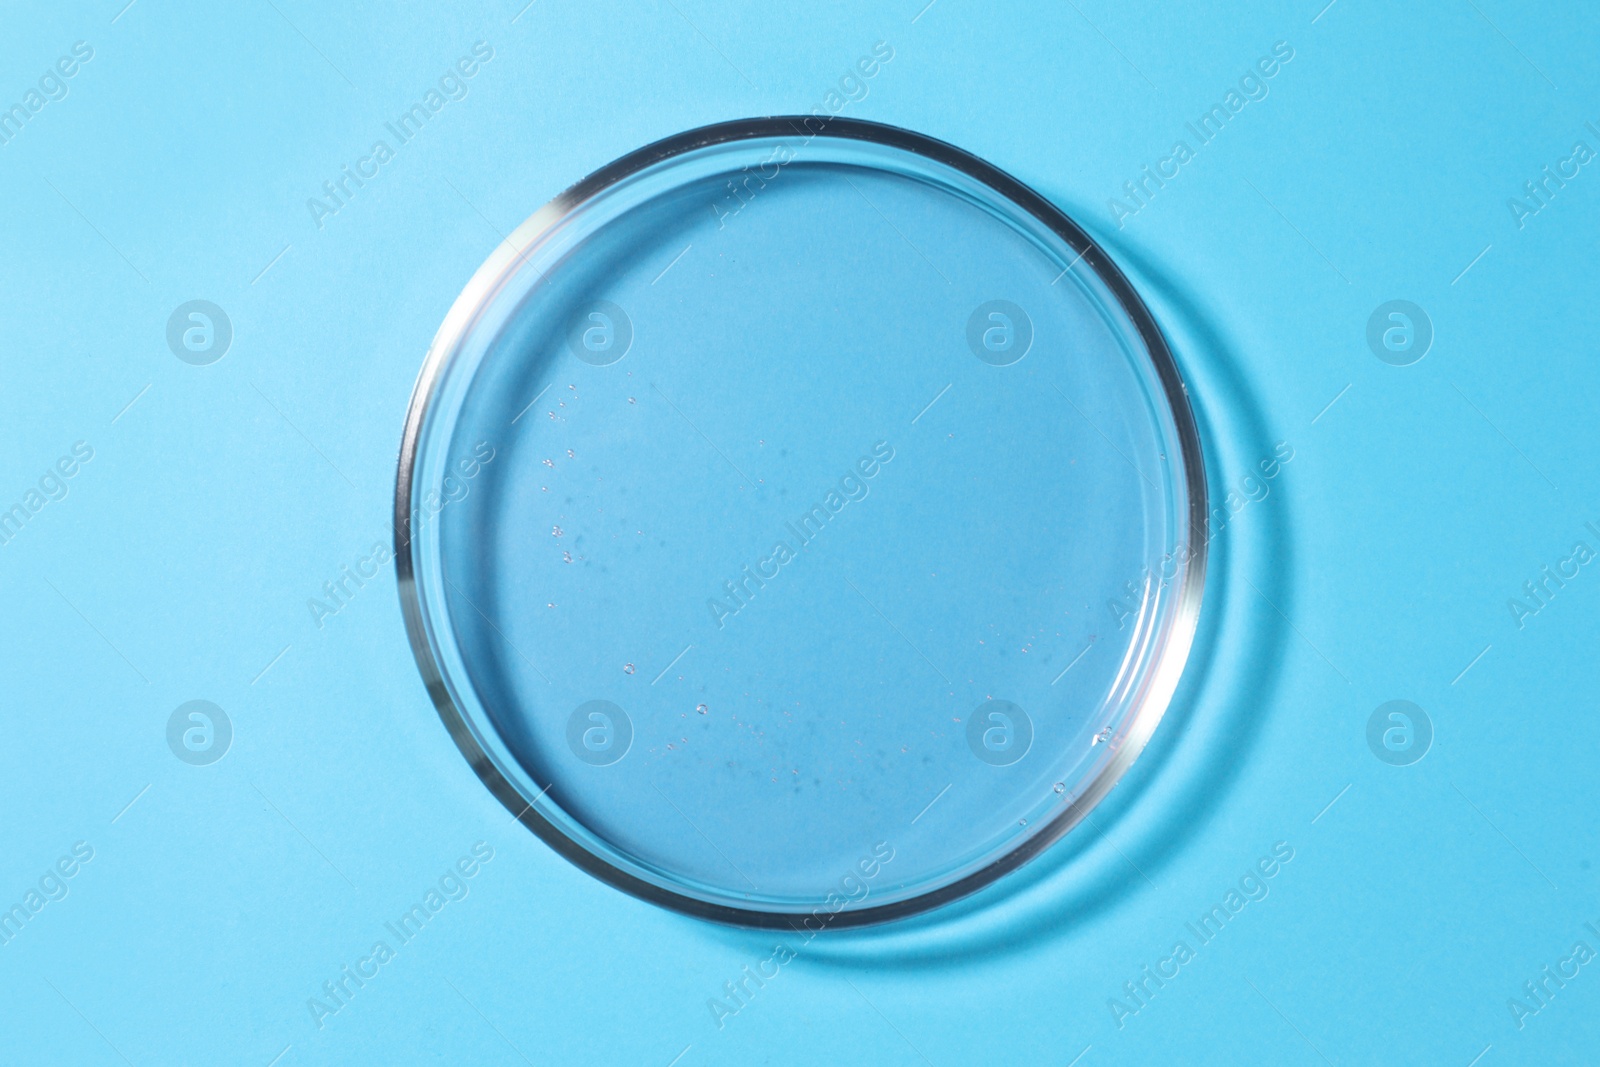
[1,0,1596,1064]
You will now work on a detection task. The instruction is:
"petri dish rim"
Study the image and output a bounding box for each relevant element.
[394,116,1209,928]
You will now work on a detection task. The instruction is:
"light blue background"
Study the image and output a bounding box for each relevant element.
[1,0,1596,1064]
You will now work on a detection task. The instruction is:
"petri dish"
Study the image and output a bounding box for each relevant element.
[395,117,1206,927]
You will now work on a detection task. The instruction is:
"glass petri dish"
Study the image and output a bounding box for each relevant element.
[395,117,1206,927]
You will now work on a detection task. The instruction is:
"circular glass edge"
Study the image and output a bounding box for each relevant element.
[393,115,1210,929]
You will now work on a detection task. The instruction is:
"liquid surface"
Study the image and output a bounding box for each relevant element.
[428,151,1190,911]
